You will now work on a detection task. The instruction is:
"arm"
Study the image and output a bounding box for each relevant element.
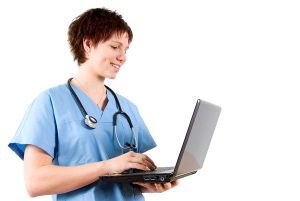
[24,145,156,197]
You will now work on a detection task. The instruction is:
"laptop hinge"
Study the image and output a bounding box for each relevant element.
[173,170,197,180]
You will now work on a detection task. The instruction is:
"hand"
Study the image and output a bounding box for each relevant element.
[133,180,179,193]
[103,151,157,174]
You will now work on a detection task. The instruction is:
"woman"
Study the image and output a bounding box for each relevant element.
[8,8,178,201]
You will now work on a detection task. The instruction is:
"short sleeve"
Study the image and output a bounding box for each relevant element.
[130,104,156,153]
[8,90,57,160]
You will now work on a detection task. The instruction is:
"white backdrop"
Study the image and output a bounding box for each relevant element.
[0,0,299,200]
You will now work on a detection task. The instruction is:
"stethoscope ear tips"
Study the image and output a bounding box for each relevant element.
[85,115,97,129]
[125,142,136,148]
[124,142,137,152]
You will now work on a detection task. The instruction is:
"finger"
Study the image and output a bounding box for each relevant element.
[131,153,156,169]
[140,157,156,170]
[128,155,155,170]
[133,182,156,192]
[127,157,147,170]
[128,162,149,171]
[154,183,165,193]
[171,180,180,187]
[142,154,157,168]
[162,182,172,190]
[138,154,157,170]
[133,182,152,188]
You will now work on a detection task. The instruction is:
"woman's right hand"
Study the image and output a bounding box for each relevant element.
[104,151,157,174]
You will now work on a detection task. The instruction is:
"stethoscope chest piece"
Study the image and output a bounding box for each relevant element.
[85,115,97,129]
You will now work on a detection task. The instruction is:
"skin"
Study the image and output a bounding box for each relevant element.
[24,32,178,197]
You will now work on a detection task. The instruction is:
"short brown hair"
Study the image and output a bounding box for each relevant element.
[68,8,133,65]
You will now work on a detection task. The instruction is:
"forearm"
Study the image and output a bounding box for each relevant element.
[24,145,156,197]
[25,161,109,197]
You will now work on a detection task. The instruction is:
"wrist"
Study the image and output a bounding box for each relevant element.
[97,161,111,176]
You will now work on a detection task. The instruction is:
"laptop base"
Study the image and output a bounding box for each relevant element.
[101,167,175,183]
[101,167,197,183]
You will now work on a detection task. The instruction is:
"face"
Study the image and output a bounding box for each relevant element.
[84,33,129,79]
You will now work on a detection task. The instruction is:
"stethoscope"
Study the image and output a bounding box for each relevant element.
[67,78,138,152]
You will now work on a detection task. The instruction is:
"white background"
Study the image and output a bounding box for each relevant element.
[0,0,299,200]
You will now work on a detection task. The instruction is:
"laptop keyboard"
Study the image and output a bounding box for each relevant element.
[122,169,149,174]
[122,167,174,175]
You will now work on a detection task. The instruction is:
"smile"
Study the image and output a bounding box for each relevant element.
[111,63,120,70]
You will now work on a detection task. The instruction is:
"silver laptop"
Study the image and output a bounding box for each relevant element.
[101,99,221,183]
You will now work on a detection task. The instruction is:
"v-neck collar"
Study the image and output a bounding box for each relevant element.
[68,83,118,122]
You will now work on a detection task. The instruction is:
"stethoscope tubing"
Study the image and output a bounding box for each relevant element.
[67,78,89,119]
[67,78,138,152]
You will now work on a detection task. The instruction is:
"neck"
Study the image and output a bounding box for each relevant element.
[73,66,106,95]
[71,67,107,108]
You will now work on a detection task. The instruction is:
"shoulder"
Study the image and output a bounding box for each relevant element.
[34,83,69,101]
[30,83,69,109]
[114,92,138,110]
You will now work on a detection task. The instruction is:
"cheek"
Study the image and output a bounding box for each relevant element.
[91,55,105,64]
[98,52,113,63]
[90,49,105,62]
[91,49,115,65]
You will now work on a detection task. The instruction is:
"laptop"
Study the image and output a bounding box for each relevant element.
[101,99,221,183]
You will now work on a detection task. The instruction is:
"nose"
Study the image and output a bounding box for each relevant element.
[117,51,126,64]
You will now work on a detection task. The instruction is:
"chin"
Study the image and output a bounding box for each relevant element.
[108,74,117,79]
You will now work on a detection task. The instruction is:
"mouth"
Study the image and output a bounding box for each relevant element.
[111,63,121,70]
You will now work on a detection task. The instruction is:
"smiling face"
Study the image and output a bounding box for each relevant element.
[83,33,130,79]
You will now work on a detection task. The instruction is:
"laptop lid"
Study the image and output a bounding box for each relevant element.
[173,99,221,178]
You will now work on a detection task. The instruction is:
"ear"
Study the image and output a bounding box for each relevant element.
[83,38,93,54]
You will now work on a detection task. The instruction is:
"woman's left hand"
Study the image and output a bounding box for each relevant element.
[133,180,179,193]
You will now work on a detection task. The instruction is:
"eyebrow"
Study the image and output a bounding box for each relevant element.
[111,41,129,49]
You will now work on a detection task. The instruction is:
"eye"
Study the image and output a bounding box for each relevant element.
[111,45,118,50]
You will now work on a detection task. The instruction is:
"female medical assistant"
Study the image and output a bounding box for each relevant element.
[8,82,156,201]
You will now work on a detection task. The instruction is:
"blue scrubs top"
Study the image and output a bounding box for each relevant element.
[8,83,156,201]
